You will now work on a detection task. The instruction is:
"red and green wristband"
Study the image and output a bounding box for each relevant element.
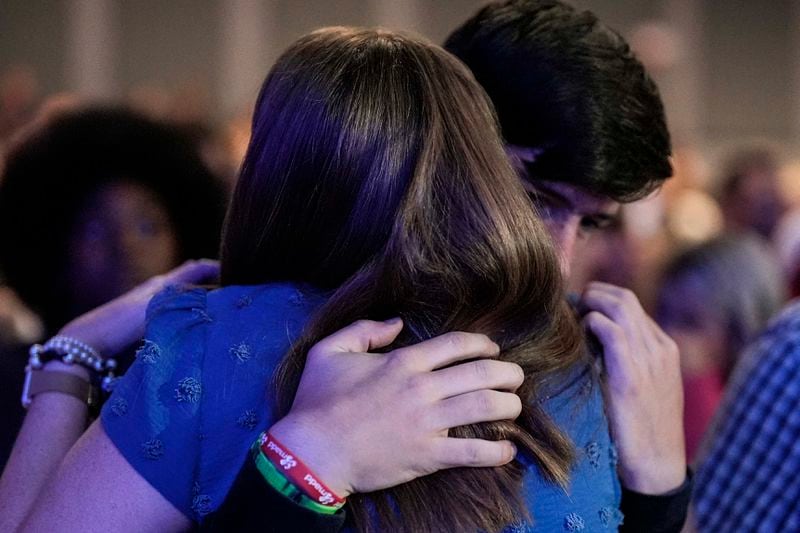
[251,431,346,515]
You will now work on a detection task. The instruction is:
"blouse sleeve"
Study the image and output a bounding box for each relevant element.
[100,285,210,520]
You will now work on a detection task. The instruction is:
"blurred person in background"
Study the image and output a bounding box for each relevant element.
[0,66,41,145]
[126,81,242,190]
[693,290,800,530]
[655,234,785,462]
[0,107,225,331]
[0,106,226,466]
[717,147,788,240]
[773,208,800,298]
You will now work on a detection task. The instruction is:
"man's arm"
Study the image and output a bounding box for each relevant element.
[267,320,522,497]
[620,474,693,533]
[203,319,524,532]
[579,281,690,532]
[202,447,348,532]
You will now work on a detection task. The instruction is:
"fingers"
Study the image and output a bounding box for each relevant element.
[432,438,517,468]
[428,360,524,399]
[581,282,642,328]
[433,390,522,430]
[583,281,677,358]
[583,310,626,355]
[142,260,220,296]
[398,331,500,371]
[581,282,663,355]
[308,323,499,376]
[583,310,628,376]
[317,318,404,354]
[584,311,640,396]
[165,259,221,285]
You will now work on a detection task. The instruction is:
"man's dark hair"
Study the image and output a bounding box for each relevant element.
[445,0,672,201]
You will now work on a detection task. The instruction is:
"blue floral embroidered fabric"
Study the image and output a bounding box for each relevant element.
[101,284,621,530]
[512,363,623,531]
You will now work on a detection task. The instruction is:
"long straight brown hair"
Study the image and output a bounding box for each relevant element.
[221,27,586,532]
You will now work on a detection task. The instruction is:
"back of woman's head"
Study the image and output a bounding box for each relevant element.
[221,27,585,532]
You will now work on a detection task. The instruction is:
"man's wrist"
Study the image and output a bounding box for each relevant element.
[268,416,353,498]
[619,459,687,495]
[620,469,693,533]
[252,443,343,514]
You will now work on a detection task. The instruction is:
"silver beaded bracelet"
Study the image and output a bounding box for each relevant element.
[28,335,118,392]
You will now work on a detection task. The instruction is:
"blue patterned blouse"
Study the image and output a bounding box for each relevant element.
[101,284,622,531]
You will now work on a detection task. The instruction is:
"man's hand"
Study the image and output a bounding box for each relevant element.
[580,281,686,494]
[268,319,523,498]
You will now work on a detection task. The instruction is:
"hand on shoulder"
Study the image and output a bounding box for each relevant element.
[580,281,687,494]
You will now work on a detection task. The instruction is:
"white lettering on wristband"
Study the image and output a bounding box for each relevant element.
[260,432,346,507]
[266,440,297,470]
[304,474,336,504]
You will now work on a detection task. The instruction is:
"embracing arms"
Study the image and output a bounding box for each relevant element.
[1,262,523,532]
[0,260,218,532]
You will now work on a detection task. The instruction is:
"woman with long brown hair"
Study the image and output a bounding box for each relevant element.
[19,27,619,532]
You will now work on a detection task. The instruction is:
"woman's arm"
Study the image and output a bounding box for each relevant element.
[0,260,219,532]
[0,364,89,532]
[20,420,190,533]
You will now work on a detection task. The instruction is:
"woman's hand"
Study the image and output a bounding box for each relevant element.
[58,259,219,357]
[268,319,523,498]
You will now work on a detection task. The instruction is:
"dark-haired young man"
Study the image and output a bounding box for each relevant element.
[445,0,688,492]
[208,1,690,532]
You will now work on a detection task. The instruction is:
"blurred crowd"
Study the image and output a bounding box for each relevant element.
[1,60,799,471]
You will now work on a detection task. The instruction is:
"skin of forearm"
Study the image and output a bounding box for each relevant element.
[0,363,89,531]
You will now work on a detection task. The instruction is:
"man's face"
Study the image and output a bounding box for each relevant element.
[507,145,620,279]
[522,179,619,279]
